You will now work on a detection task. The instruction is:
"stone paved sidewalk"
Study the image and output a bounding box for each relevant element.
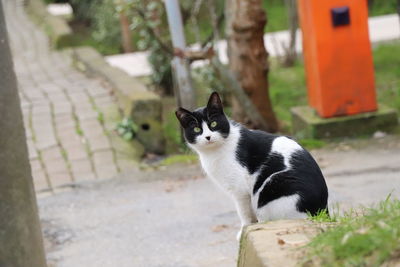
[3,0,136,192]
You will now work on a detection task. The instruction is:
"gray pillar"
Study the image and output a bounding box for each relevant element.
[164,0,196,110]
[0,1,47,267]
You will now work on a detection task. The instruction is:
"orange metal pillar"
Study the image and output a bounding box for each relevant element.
[298,0,377,118]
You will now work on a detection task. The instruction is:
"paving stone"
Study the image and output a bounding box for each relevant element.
[45,159,69,174]
[76,109,98,121]
[4,0,137,191]
[41,146,63,162]
[65,144,88,161]
[55,114,75,129]
[70,159,95,181]
[92,150,118,179]
[89,134,111,152]
[32,169,50,192]
[29,158,42,172]
[48,172,73,187]
[54,103,73,115]
[58,132,85,148]
[47,92,68,103]
[69,92,90,103]
[32,105,51,115]
[80,119,104,136]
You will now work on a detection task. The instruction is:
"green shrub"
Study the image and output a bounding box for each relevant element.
[90,0,121,49]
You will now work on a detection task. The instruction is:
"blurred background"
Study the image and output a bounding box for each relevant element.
[0,0,400,266]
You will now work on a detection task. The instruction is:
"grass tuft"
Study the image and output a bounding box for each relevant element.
[305,198,400,266]
[308,208,335,223]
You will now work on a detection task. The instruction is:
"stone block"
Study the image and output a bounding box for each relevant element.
[128,93,165,154]
[238,220,321,267]
[291,105,398,139]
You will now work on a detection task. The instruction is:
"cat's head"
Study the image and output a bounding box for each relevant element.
[175,92,230,150]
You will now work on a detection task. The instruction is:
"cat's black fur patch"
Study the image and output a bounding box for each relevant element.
[257,149,328,215]
[253,153,286,194]
[235,128,277,174]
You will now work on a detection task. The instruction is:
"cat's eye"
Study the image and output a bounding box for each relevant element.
[210,121,217,128]
[194,127,201,133]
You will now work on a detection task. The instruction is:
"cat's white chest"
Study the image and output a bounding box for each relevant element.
[198,148,249,194]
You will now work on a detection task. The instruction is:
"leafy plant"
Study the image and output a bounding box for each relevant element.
[116,117,138,141]
[130,0,174,94]
[90,0,121,48]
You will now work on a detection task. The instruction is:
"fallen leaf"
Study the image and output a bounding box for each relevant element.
[277,238,285,245]
[212,224,229,232]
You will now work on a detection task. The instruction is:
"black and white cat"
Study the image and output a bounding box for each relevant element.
[176,92,329,239]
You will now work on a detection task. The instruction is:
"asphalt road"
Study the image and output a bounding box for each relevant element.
[38,135,400,267]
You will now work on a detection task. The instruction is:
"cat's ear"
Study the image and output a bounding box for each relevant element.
[175,107,196,128]
[207,92,223,116]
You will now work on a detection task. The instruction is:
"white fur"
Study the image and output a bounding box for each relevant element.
[190,123,306,240]
[271,136,302,168]
[256,194,307,221]
[190,122,250,193]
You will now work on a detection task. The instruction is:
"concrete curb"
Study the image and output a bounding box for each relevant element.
[25,0,74,49]
[291,105,398,139]
[238,219,326,267]
[71,47,165,154]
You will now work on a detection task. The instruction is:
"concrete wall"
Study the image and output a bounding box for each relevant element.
[0,1,47,266]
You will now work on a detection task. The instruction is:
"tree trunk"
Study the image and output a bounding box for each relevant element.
[119,11,133,53]
[227,0,279,132]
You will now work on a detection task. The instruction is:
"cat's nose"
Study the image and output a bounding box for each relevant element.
[205,136,211,141]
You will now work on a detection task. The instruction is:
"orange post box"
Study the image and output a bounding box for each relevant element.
[298,0,377,118]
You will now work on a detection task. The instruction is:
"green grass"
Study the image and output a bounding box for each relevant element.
[159,153,198,166]
[368,1,399,17]
[374,43,400,112]
[305,198,400,267]
[308,208,336,223]
[263,0,290,32]
[269,60,307,131]
[262,0,399,32]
